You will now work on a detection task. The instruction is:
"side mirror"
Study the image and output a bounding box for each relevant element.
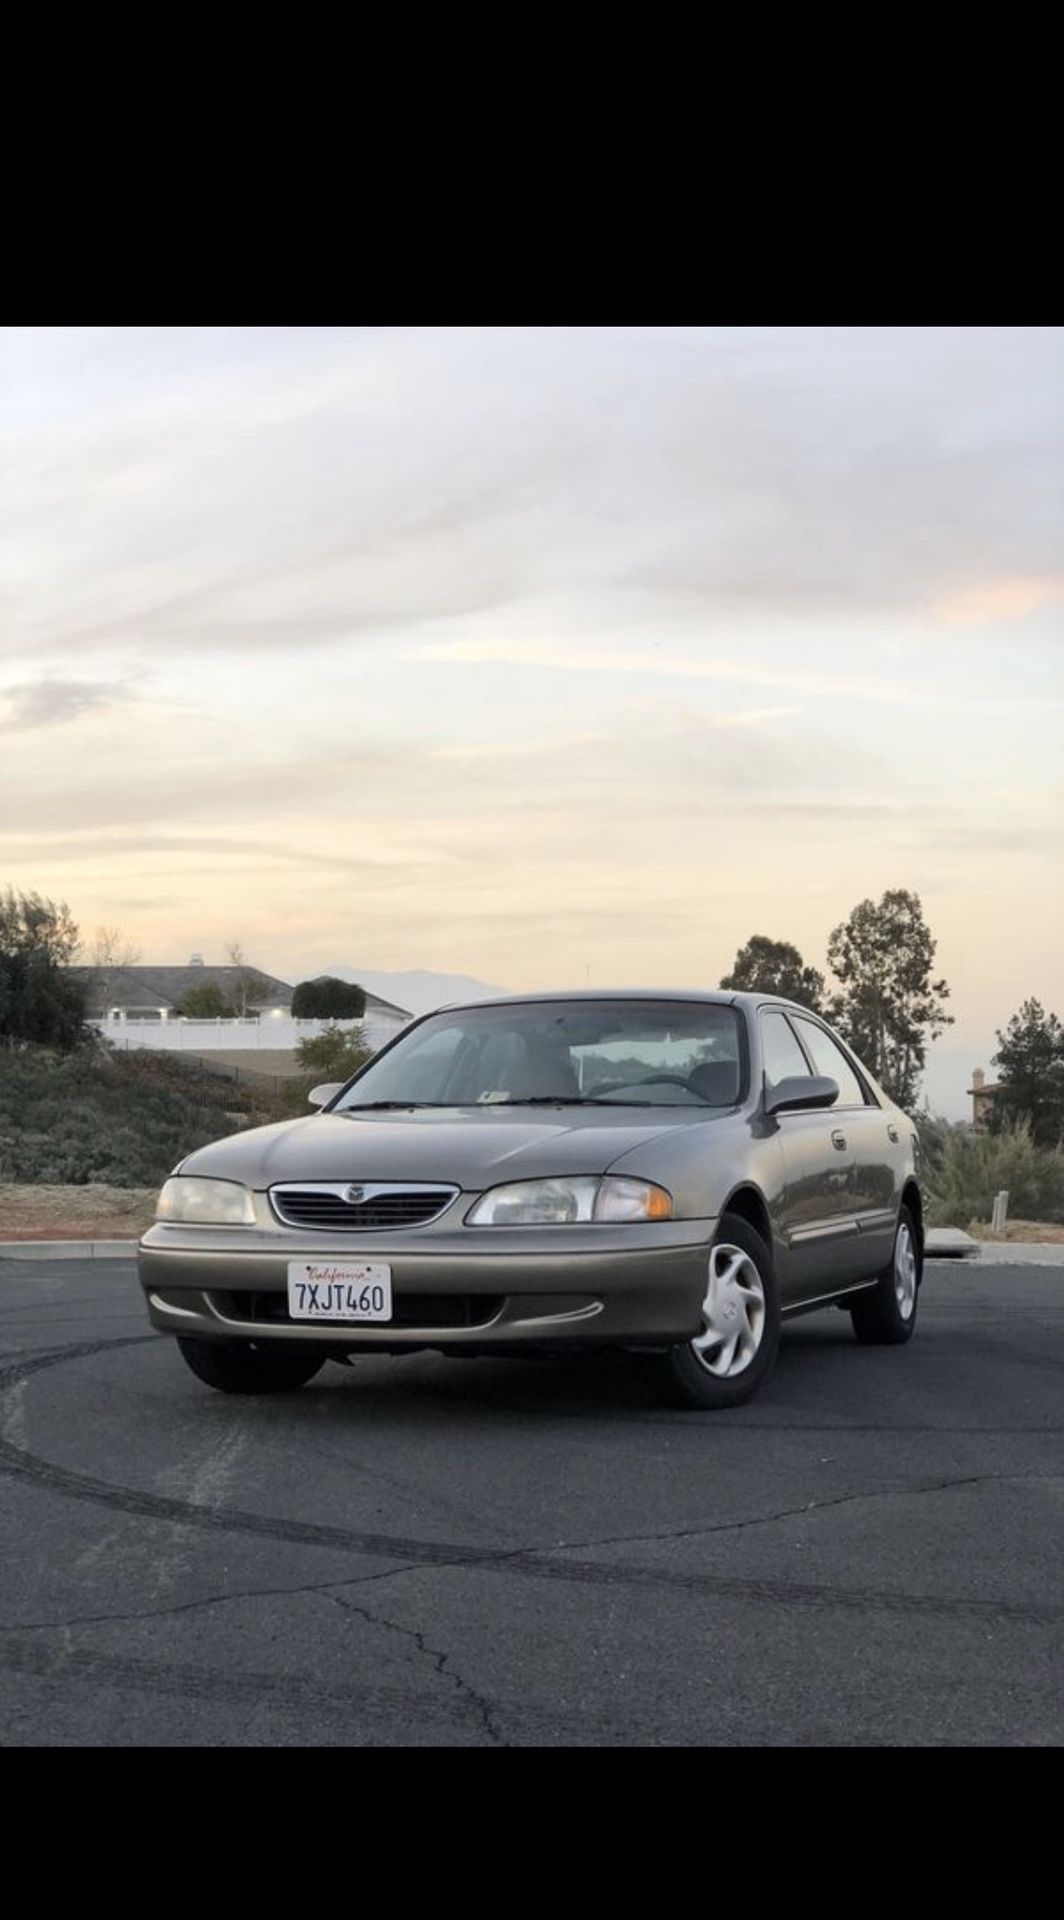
[764,1075,839,1117]
[307,1082,343,1110]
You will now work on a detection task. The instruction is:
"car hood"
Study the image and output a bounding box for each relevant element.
[177,1105,733,1189]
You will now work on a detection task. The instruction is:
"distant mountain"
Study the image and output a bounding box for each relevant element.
[316,967,509,1017]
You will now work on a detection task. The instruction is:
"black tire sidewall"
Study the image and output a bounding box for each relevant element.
[646,1212,781,1409]
[850,1205,921,1344]
[177,1337,326,1393]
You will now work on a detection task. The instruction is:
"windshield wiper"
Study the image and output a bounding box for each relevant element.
[340,1101,456,1111]
[495,1096,659,1107]
[341,1097,666,1111]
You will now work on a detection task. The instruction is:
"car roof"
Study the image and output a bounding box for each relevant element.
[433,988,818,1017]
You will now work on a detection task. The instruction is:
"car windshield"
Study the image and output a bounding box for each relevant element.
[334,1001,744,1110]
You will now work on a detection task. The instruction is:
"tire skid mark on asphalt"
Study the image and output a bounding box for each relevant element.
[1,1336,1062,1630]
[1,1377,27,1449]
[0,1635,508,1742]
[415,1386,1064,1436]
[150,1418,253,1603]
[297,1418,516,1542]
[4,1561,422,1639]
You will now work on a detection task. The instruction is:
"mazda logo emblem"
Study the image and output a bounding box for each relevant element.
[344,1185,365,1205]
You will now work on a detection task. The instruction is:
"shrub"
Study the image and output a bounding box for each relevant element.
[174,982,234,1018]
[922,1115,1064,1228]
[291,978,367,1020]
[293,1026,371,1081]
[276,1027,373,1117]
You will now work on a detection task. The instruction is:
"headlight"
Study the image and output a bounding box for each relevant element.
[466,1176,672,1226]
[155,1177,255,1225]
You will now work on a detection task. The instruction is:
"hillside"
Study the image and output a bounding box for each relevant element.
[0,1046,288,1189]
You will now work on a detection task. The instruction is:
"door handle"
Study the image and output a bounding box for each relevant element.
[831,1130,848,1150]
[887,1124,899,1143]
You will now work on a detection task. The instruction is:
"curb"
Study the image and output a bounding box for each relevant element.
[0,1240,138,1261]
[924,1229,980,1262]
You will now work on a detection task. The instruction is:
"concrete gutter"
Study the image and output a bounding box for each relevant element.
[0,1240,138,1260]
[924,1228,1064,1265]
[960,1242,1064,1266]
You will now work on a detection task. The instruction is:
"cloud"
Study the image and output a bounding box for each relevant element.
[416,639,911,705]
[0,677,125,730]
[4,327,1063,667]
[937,573,1064,627]
[431,732,605,763]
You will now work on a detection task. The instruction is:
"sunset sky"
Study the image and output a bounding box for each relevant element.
[1,327,1061,1116]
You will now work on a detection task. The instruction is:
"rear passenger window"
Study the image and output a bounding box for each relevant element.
[760,1011,812,1089]
[793,1019,867,1108]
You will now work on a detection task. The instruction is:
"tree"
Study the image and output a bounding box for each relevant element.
[991,999,1064,1148]
[291,977,367,1020]
[225,941,271,1017]
[294,1026,371,1080]
[826,888,953,1109]
[91,925,142,967]
[720,935,825,1012]
[0,887,87,1050]
[175,982,233,1019]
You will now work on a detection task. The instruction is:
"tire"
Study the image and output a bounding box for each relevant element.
[176,1337,326,1394]
[638,1213,781,1410]
[849,1206,921,1346]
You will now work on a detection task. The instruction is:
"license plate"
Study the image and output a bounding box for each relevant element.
[287,1261,392,1321]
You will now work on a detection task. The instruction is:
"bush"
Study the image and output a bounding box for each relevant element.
[0,1047,290,1188]
[921,1115,1064,1228]
[281,1026,373,1116]
[293,1026,371,1081]
[174,982,233,1018]
[291,978,367,1020]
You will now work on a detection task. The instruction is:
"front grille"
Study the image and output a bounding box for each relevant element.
[208,1290,504,1330]
[270,1183,458,1231]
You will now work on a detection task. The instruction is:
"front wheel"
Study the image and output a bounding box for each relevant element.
[849,1207,921,1345]
[176,1337,326,1394]
[638,1213,781,1410]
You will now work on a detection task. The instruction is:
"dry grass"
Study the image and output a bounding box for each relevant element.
[969,1218,1064,1244]
[0,1183,157,1240]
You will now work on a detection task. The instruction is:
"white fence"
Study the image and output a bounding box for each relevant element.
[89,1014,405,1054]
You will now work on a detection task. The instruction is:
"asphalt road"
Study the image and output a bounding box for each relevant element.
[1,1256,1061,1746]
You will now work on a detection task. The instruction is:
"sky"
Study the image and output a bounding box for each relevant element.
[1,326,1061,1117]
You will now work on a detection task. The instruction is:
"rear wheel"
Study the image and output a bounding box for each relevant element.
[639,1213,781,1409]
[849,1207,921,1345]
[176,1337,326,1394]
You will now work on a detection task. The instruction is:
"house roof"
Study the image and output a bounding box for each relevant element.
[69,965,294,1013]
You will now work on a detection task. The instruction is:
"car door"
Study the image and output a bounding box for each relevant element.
[791,1016,896,1282]
[759,1008,857,1304]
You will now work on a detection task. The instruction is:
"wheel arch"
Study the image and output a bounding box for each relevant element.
[720,1183,773,1252]
[901,1178,924,1254]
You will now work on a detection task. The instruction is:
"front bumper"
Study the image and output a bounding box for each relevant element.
[137,1217,716,1350]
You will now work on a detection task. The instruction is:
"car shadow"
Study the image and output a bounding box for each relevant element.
[289,1315,867,1424]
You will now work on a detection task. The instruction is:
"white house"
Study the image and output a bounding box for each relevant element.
[70,961,412,1056]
